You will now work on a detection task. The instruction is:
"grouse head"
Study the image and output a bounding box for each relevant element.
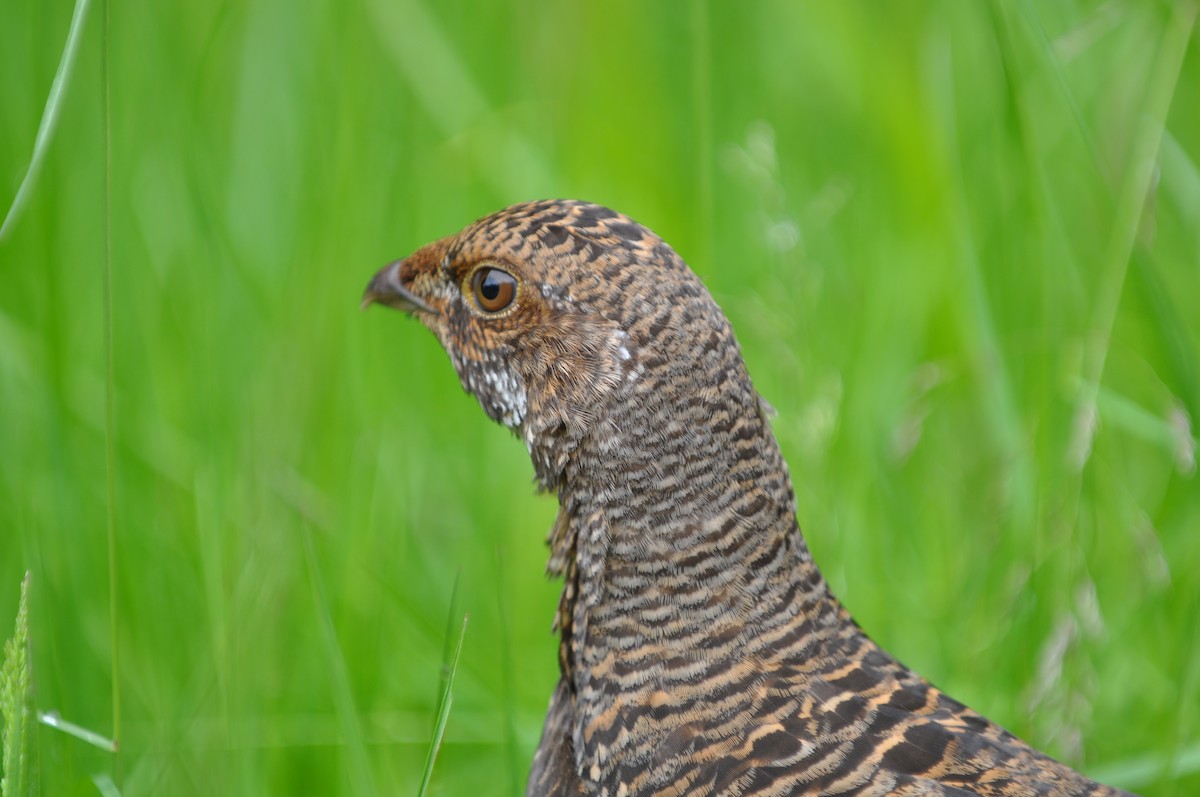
[362,199,769,496]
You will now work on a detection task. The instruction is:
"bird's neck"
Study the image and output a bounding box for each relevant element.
[542,350,845,690]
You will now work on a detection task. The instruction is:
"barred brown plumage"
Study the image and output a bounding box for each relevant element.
[363,200,1131,797]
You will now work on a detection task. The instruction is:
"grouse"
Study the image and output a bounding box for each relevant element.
[363,200,1130,796]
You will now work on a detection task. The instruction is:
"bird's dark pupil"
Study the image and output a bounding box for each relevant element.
[481,273,501,300]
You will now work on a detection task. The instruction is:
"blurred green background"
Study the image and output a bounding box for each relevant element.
[1,0,1198,794]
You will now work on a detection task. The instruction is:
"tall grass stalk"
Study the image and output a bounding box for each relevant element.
[1,574,33,797]
[101,0,122,783]
[418,613,468,797]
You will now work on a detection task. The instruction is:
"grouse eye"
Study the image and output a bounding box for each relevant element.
[470,266,518,313]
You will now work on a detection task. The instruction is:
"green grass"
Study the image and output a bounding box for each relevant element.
[1,1,1198,794]
[2,574,34,797]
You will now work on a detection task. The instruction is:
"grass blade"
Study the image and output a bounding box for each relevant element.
[302,528,377,796]
[36,712,117,753]
[418,612,468,797]
[1072,1,1198,460]
[364,0,554,198]
[1087,736,1200,791]
[0,0,93,240]
[91,773,121,797]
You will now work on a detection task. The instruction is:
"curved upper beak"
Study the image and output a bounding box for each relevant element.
[361,260,435,314]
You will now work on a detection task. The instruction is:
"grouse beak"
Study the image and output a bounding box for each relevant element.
[361,259,435,314]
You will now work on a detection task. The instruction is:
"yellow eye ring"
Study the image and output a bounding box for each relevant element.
[470,266,518,313]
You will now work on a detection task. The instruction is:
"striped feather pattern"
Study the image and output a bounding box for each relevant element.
[363,201,1130,797]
